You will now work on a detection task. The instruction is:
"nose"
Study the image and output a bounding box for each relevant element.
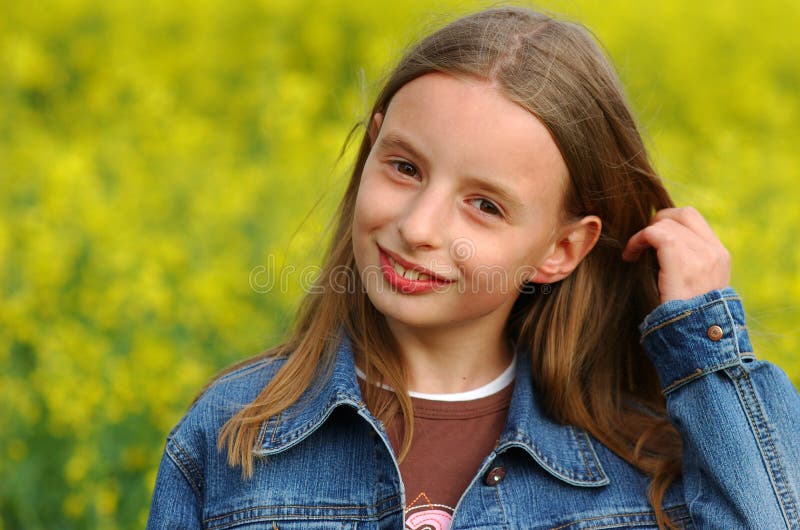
[397,186,449,250]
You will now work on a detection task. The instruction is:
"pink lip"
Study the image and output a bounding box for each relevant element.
[378,246,454,294]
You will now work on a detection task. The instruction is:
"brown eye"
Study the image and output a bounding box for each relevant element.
[393,161,418,177]
[470,198,502,217]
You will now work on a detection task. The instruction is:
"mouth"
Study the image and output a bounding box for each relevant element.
[378,245,455,284]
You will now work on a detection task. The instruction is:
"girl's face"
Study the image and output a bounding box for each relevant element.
[352,73,596,337]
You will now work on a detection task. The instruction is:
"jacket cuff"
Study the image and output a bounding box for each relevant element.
[639,287,755,394]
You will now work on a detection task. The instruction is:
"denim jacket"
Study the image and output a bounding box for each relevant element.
[147,288,800,529]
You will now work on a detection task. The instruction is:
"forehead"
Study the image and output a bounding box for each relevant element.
[380,73,569,211]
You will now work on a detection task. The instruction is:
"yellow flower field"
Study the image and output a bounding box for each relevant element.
[1,1,798,528]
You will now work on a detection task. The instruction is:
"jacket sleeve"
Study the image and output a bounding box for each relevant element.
[146,437,204,530]
[640,287,800,529]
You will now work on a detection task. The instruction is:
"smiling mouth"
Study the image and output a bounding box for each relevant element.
[376,246,454,295]
[378,245,453,283]
[386,254,436,281]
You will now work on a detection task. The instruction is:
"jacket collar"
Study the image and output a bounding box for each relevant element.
[496,347,609,486]
[257,332,608,487]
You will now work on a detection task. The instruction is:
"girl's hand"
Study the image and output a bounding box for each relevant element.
[621,206,731,303]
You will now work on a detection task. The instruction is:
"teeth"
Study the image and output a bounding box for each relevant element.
[389,256,434,282]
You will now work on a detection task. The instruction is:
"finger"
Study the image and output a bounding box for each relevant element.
[649,206,719,244]
[622,218,705,262]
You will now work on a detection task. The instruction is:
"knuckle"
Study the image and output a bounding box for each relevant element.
[683,205,699,216]
[678,206,698,223]
[650,219,671,233]
[656,227,676,245]
[651,207,673,222]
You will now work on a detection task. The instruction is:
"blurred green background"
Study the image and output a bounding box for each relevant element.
[1,0,798,528]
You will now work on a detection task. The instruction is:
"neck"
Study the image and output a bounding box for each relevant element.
[385,318,514,394]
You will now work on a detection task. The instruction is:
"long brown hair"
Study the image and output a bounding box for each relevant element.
[215,7,681,529]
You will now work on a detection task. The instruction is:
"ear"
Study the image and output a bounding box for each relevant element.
[528,215,602,284]
[368,113,384,146]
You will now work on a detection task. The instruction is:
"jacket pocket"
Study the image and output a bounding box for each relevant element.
[546,504,693,529]
[203,507,374,530]
[232,522,360,530]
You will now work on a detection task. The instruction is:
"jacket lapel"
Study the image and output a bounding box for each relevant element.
[257,332,610,489]
[498,345,609,486]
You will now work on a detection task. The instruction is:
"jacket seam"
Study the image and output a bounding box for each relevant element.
[662,368,704,395]
[642,310,693,339]
[173,437,204,490]
[548,504,691,530]
[571,427,603,479]
[728,365,800,528]
[492,478,509,530]
[165,438,203,500]
[641,295,741,339]
[576,436,594,478]
[662,356,747,396]
[265,395,360,450]
[203,502,401,528]
[505,433,606,485]
[569,427,594,479]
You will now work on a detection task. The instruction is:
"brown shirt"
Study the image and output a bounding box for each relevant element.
[360,378,514,530]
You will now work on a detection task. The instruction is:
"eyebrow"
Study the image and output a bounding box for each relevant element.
[460,176,526,216]
[376,132,527,217]
[377,133,429,167]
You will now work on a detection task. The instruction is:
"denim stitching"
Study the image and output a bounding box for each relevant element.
[505,432,605,484]
[662,368,704,395]
[569,426,602,480]
[205,503,377,519]
[203,503,401,529]
[721,296,741,356]
[270,395,362,450]
[573,428,594,478]
[206,514,370,530]
[730,366,800,528]
[548,504,691,530]
[165,441,202,499]
[169,437,204,494]
[641,295,742,339]
[580,429,606,480]
[642,310,692,338]
[662,357,745,396]
[492,476,509,530]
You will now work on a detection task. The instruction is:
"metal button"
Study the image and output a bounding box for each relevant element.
[707,325,723,341]
[484,466,506,486]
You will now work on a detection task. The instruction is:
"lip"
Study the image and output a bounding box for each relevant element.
[378,245,454,294]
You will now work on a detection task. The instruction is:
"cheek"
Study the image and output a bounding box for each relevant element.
[353,171,400,230]
[461,248,539,293]
[353,175,379,230]
[352,193,372,261]
[351,174,391,265]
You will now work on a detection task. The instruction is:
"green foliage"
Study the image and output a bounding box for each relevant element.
[1,1,797,528]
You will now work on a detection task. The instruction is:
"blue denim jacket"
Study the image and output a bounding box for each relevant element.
[147,288,800,529]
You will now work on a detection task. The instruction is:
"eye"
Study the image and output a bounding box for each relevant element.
[391,160,419,178]
[468,197,503,217]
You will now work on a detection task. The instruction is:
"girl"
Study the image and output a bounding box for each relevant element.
[147,7,800,530]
